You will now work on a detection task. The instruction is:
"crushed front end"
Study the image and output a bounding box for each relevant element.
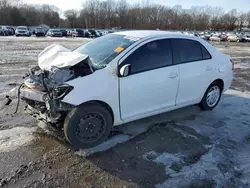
[18,44,94,129]
[20,66,76,126]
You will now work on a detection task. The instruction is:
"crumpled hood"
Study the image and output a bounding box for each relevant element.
[38,44,88,70]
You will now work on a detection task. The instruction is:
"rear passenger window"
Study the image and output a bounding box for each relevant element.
[201,45,212,59]
[172,39,211,64]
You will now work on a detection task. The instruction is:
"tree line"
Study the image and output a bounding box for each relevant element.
[0,0,60,27]
[1,0,250,31]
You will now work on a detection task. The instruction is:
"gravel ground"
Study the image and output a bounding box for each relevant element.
[0,37,250,188]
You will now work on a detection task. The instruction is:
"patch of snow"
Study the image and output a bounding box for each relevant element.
[76,134,130,157]
[155,90,250,187]
[143,151,184,175]
[0,127,37,153]
[154,153,185,175]
[156,147,233,188]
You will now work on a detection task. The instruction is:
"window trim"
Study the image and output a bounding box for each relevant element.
[118,38,174,76]
[171,38,212,65]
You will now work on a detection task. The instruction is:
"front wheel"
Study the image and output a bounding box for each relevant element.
[199,83,222,111]
[64,103,113,149]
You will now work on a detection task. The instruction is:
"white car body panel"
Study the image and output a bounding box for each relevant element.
[119,66,179,121]
[62,67,122,125]
[38,44,89,70]
[58,31,233,126]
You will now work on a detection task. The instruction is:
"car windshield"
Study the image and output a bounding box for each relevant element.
[17,27,28,30]
[52,29,60,32]
[74,34,140,69]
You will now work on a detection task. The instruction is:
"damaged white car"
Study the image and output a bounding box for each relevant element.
[19,31,233,149]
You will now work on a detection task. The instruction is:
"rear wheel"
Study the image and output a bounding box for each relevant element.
[64,103,113,149]
[199,83,222,111]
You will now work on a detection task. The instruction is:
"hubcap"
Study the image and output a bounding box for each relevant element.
[206,86,220,107]
[76,113,106,143]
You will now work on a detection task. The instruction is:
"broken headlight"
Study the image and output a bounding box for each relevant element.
[52,85,74,99]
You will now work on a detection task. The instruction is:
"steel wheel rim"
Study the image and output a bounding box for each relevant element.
[206,86,220,107]
[76,112,106,143]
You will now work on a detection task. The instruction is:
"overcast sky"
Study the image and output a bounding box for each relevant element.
[25,0,250,12]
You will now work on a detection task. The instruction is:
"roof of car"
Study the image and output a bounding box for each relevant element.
[113,30,184,38]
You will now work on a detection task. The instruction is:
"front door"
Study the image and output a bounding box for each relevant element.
[119,39,179,121]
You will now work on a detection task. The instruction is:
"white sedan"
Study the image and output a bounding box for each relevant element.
[20,30,234,149]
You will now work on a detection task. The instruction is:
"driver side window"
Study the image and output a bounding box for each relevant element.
[121,39,173,75]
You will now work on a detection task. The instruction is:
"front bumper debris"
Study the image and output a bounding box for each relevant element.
[19,86,75,124]
[20,87,46,102]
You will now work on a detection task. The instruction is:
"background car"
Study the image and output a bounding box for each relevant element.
[0,26,11,36]
[71,29,85,37]
[0,29,5,36]
[15,26,31,37]
[97,30,103,37]
[35,27,46,37]
[6,26,14,35]
[199,35,209,41]
[88,29,100,38]
[220,34,228,41]
[46,29,63,37]
[209,35,222,42]
[227,35,245,42]
[67,29,73,37]
[60,29,68,37]
[83,30,93,38]
[243,35,250,42]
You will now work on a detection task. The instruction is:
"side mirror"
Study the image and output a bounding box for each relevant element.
[119,64,131,77]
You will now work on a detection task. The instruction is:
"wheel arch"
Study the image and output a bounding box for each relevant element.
[211,79,224,92]
[200,78,224,103]
[78,100,114,123]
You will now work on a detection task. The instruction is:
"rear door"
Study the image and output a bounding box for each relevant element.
[172,39,217,106]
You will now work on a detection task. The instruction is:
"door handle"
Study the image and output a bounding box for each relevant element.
[206,66,213,71]
[168,73,178,79]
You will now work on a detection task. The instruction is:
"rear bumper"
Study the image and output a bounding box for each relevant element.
[223,73,233,93]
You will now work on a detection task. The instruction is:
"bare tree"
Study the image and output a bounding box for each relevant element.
[64,9,79,28]
[0,0,250,31]
[246,11,250,28]
[238,12,246,30]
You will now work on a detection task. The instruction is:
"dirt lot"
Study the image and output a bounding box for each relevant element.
[0,37,250,188]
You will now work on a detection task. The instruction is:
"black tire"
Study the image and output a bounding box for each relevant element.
[64,103,113,149]
[199,82,222,111]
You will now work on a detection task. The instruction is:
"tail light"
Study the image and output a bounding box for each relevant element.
[230,59,235,70]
